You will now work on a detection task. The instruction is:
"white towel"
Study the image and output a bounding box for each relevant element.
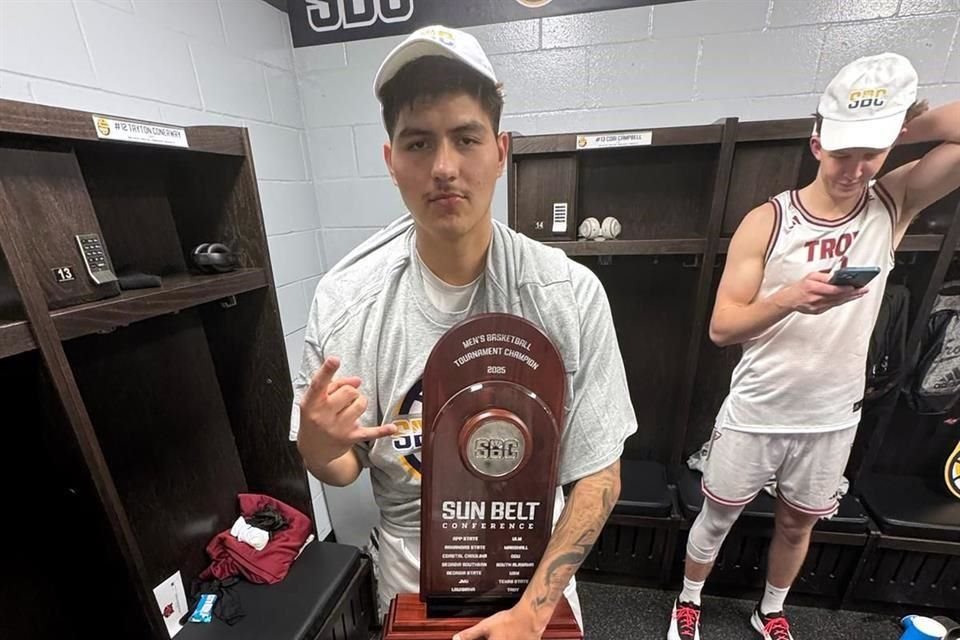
[230,516,269,551]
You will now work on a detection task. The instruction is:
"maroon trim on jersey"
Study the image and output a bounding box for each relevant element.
[874,180,898,227]
[764,199,782,265]
[873,181,898,258]
[791,188,868,228]
[701,479,757,507]
[777,489,840,517]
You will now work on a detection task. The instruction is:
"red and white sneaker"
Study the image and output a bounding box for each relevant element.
[667,599,701,640]
[750,607,795,640]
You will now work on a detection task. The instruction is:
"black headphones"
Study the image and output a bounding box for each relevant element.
[191,243,238,274]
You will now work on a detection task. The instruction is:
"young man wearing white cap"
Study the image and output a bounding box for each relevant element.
[291,25,637,639]
[667,53,960,640]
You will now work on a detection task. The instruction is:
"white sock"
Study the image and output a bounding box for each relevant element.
[679,576,705,606]
[760,581,790,615]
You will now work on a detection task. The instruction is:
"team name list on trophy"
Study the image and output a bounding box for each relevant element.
[435,328,550,596]
[384,313,581,639]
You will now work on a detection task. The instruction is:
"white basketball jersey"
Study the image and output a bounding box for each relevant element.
[718,182,897,433]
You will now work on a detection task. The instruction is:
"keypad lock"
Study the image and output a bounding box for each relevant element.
[75,233,118,286]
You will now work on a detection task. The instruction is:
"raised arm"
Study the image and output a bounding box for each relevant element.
[878,101,960,244]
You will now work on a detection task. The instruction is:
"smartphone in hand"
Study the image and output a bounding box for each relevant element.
[828,266,881,289]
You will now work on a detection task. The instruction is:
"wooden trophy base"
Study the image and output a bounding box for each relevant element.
[382,593,583,639]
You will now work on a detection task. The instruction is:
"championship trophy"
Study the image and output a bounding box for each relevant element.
[382,313,582,639]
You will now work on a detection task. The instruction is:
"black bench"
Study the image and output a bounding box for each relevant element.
[858,474,960,542]
[850,473,960,610]
[616,459,674,517]
[176,541,374,640]
[579,460,680,584]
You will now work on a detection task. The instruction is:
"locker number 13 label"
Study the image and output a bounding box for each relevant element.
[54,266,76,283]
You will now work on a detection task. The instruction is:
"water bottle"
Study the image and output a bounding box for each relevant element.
[901,615,947,640]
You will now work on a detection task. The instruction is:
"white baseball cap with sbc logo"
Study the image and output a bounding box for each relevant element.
[817,52,918,151]
[374,25,498,100]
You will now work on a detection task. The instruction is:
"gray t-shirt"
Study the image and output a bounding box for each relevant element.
[290,215,637,537]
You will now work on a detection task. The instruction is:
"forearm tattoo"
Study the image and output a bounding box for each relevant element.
[529,461,620,613]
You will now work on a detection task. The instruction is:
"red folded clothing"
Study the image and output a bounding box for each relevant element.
[200,493,313,585]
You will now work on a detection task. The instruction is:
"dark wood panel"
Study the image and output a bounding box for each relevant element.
[903,209,960,361]
[514,155,578,241]
[76,145,189,277]
[512,134,578,154]
[201,287,311,516]
[64,311,249,590]
[0,351,151,639]
[723,140,806,235]
[687,339,742,456]
[890,204,960,368]
[644,125,722,146]
[736,118,814,142]
[887,252,941,365]
[685,259,740,455]
[185,126,246,156]
[0,97,244,155]
[0,183,167,638]
[0,319,35,359]
[579,144,719,239]
[672,119,739,466]
[899,234,944,252]
[545,239,706,255]
[581,256,701,462]
[170,134,310,513]
[52,269,267,341]
[0,97,306,638]
[0,144,119,309]
[0,242,21,322]
[508,132,518,231]
[0,98,93,141]
[167,145,274,269]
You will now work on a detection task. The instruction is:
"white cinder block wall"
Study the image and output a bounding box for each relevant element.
[295,0,958,547]
[298,0,959,245]
[0,0,333,540]
[2,0,958,547]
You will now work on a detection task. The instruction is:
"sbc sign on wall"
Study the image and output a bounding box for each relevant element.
[290,0,690,47]
[303,0,415,35]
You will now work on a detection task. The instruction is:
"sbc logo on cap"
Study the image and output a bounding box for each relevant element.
[847,88,887,110]
[421,26,456,47]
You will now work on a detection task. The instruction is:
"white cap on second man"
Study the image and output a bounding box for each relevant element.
[374,25,498,99]
[817,52,918,151]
